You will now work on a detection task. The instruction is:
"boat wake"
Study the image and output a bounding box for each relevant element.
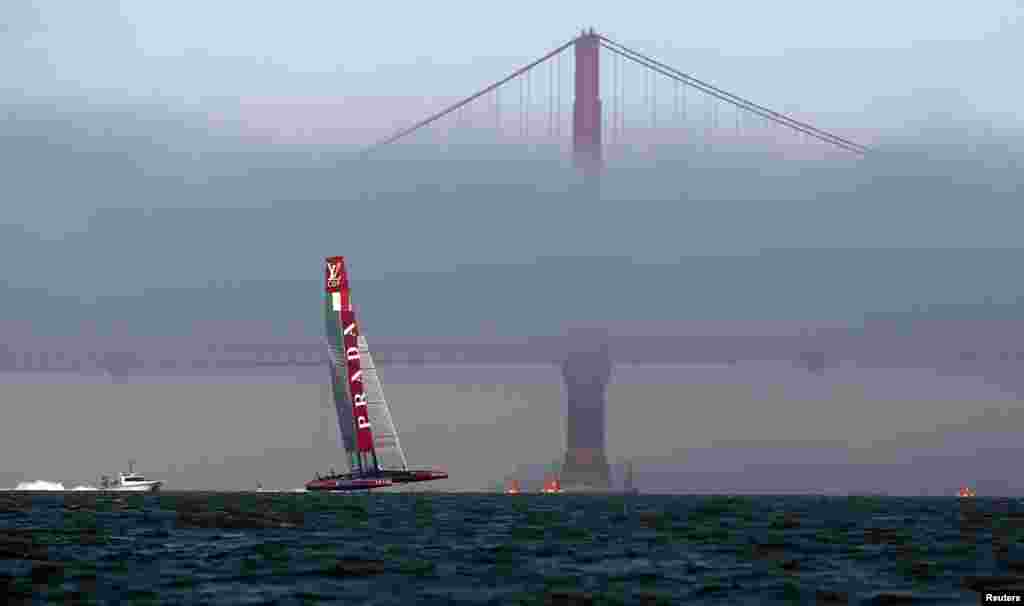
[11,480,98,491]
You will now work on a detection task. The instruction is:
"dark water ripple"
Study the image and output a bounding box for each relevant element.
[1,492,1021,604]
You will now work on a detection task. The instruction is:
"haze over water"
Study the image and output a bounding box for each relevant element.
[3,1,1024,497]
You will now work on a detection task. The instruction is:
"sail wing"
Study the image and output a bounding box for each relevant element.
[325,294,357,460]
[358,335,409,471]
[325,256,375,454]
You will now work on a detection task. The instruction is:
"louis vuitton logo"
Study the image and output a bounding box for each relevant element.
[327,262,342,288]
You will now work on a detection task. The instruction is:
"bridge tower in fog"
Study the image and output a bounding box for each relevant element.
[559,330,612,491]
[573,28,602,180]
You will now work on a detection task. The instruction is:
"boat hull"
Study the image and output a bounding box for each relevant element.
[305,477,392,492]
[382,469,448,484]
[304,469,447,492]
[103,481,163,493]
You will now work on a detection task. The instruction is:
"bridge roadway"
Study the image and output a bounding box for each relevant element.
[3,322,1024,390]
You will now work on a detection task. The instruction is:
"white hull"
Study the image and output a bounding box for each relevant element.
[103,481,162,492]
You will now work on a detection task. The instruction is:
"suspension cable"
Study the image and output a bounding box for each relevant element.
[558,51,563,138]
[598,37,868,154]
[549,56,554,137]
[361,38,576,156]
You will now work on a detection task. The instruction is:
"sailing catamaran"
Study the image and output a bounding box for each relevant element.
[305,256,448,492]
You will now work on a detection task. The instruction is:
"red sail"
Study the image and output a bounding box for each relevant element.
[325,256,375,453]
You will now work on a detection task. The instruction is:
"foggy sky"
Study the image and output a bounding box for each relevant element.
[6,2,1022,120]
[3,2,1024,493]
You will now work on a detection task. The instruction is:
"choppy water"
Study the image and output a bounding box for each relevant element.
[0,492,1021,604]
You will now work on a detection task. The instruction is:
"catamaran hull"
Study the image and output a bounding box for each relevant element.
[304,470,447,492]
[305,478,393,492]
[381,469,449,484]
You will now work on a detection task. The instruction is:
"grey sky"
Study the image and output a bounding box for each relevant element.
[7,2,1023,123]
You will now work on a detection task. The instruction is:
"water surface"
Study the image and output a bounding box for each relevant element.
[0,492,1017,604]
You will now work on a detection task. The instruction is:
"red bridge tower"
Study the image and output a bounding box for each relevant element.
[573,28,602,179]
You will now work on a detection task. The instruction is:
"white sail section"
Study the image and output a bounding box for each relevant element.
[324,325,358,460]
[358,335,409,471]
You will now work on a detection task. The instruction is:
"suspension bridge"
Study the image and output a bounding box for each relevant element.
[360,29,869,174]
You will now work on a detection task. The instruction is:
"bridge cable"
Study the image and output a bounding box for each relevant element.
[601,37,866,154]
[526,66,531,139]
[598,37,868,154]
[549,56,554,137]
[600,35,862,152]
[611,46,618,146]
[620,50,625,139]
[361,38,576,156]
[652,67,657,130]
[522,72,527,138]
[557,50,561,138]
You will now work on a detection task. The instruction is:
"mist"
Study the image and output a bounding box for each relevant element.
[3,2,1024,493]
[3,95,1024,339]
